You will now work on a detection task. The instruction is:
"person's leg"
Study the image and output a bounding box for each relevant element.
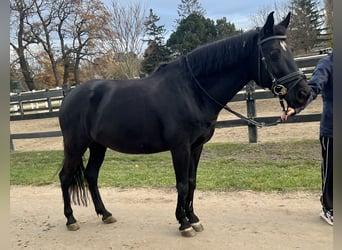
[319,136,333,225]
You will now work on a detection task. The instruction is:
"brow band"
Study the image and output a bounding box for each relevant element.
[258,35,287,45]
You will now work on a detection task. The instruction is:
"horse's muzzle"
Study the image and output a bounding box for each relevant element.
[286,78,311,108]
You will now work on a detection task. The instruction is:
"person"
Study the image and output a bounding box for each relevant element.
[281,52,333,226]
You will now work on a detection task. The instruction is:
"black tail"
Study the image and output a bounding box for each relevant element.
[63,157,89,207]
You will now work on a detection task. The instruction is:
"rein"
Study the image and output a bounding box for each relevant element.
[185,34,305,128]
[185,56,281,128]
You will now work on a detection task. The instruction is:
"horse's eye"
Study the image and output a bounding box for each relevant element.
[269,49,281,61]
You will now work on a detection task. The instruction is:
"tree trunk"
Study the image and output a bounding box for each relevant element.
[11,44,36,91]
[74,57,81,85]
[19,56,36,91]
[12,2,36,91]
[63,61,70,87]
[50,57,61,87]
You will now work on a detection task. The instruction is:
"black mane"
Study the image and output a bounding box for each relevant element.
[186,29,259,76]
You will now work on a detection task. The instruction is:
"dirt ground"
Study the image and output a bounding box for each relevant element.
[10,98,333,249]
[10,186,332,250]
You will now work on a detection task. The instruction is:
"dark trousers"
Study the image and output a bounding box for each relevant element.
[320,136,333,211]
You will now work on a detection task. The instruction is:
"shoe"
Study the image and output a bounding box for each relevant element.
[320,208,333,226]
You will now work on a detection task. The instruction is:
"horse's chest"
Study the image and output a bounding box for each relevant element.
[192,120,216,143]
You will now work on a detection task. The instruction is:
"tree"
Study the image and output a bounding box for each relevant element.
[27,0,62,87]
[324,0,333,47]
[10,0,37,90]
[141,9,170,75]
[53,0,75,86]
[176,0,205,24]
[70,0,112,84]
[288,0,325,54]
[106,0,146,79]
[167,13,242,56]
[10,0,147,89]
[10,0,112,89]
[250,1,290,28]
[167,13,216,56]
[251,0,330,55]
[215,17,243,40]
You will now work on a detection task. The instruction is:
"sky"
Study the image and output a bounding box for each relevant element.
[123,0,286,35]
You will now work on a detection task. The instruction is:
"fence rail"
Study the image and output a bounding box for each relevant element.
[10,54,326,150]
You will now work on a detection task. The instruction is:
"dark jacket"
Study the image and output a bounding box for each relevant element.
[297,53,333,137]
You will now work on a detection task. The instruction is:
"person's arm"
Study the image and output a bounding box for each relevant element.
[281,55,331,120]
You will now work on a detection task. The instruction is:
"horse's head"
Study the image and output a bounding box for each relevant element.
[256,12,310,109]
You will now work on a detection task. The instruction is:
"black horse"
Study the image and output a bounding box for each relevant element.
[58,12,310,237]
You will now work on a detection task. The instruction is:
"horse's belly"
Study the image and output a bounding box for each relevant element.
[106,138,169,154]
[108,143,168,154]
[93,125,168,154]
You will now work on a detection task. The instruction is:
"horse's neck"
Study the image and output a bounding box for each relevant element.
[186,31,258,113]
[205,66,253,112]
[187,30,258,76]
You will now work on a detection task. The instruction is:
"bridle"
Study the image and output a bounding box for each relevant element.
[257,35,306,113]
[185,34,306,127]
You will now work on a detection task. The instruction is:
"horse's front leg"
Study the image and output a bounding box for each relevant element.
[185,144,204,232]
[171,146,196,237]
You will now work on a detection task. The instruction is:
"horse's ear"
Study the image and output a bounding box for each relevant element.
[262,11,275,36]
[278,12,291,29]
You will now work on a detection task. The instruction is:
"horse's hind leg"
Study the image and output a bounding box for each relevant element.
[84,142,116,224]
[59,151,87,231]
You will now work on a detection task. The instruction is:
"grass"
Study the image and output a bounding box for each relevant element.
[10,139,322,192]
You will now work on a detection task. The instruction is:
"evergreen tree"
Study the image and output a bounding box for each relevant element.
[215,17,243,40]
[167,13,216,56]
[288,0,325,54]
[167,13,242,56]
[176,0,205,24]
[141,9,170,75]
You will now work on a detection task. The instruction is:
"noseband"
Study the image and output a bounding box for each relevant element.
[258,35,306,112]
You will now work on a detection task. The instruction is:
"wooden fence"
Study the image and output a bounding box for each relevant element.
[10,54,326,150]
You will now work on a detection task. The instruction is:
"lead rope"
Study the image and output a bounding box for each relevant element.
[185,56,281,128]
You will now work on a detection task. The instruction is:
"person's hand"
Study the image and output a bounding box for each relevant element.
[281,107,296,120]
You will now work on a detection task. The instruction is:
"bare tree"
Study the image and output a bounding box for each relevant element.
[288,0,325,55]
[10,0,147,89]
[69,0,112,84]
[27,0,62,87]
[250,1,290,28]
[324,0,333,46]
[26,0,111,86]
[106,0,146,79]
[10,0,37,90]
[54,0,75,87]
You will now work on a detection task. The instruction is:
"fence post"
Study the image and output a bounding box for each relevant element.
[46,89,53,112]
[246,81,257,143]
[10,136,14,151]
[19,100,24,115]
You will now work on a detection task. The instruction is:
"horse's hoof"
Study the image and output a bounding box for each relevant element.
[102,215,117,224]
[180,227,196,237]
[191,221,204,232]
[67,222,80,231]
